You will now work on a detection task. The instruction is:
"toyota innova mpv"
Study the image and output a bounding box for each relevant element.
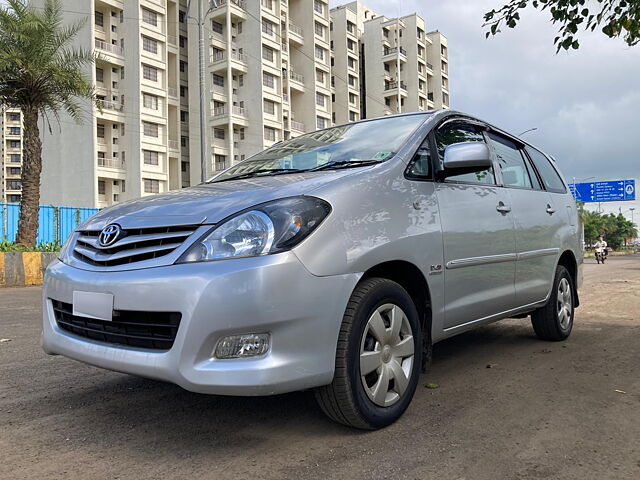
[43,110,582,429]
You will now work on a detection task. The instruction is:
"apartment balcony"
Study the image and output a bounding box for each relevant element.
[210,0,247,21]
[5,129,21,137]
[382,46,407,63]
[211,105,248,127]
[94,39,124,57]
[290,120,305,133]
[289,71,305,92]
[5,169,21,178]
[97,156,125,170]
[97,99,125,114]
[383,81,408,97]
[288,22,304,45]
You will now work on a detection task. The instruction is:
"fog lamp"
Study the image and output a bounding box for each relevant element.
[214,333,270,359]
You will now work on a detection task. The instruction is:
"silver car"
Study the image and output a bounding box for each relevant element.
[42,110,582,429]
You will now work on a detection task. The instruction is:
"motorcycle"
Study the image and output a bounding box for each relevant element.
[595,248,608,264]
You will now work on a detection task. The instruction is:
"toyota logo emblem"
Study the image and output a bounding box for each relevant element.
[99,224,123,247]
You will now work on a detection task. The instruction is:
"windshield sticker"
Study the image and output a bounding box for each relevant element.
[373,151,392,160]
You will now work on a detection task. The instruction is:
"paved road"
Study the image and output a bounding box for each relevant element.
[1,257,639,480]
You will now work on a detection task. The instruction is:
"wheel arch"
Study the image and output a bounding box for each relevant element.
[360,260,432,371]
[558,249,580,307]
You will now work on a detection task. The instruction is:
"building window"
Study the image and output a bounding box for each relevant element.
[8,127,20,135]
[214,154,226,171]
[264,126,276,141]
[142,8,158,26]
[142,64,158,82]
[262,0,273,9]
[9,154,20,163]
[349,111,357,122]
[443,92,449,105]
[7,195,20,203]
[316,116,327,130]
[179,35,187,48]
[142,36,159,54]
[314,22,324,38]
[181,136,188,147]
[143,93,158,110]
[315,45,325,61]
[98,180,106,195]
[262,72,275,88]
[262,45,274,62]
[314,0,324,15]
[95,11,104,27]
[142,121,159,137]
[180,110,188,122]
[263,99,276,115]
[262,19,275,36]
[211,20,223,34]
[316,69,325,84]
[179,11,185,23]
[214,128,225,139]
[347,39,356,51]
[347,21,355,33]
[315,92,326,107]
[348,74,356,86]
[8,112,20,122]
[212,73,224,87]
[180,86,187,97]
[349,93,356,104]
[348,56,356,70]
[95,67,104,83]
[143,178,160,194]
[180,60,187,72]
[143,150,159,165]
[8,167,20,175]
[96,124,105,138]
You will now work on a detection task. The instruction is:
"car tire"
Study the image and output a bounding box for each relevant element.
[531,265,574,341]
[314,278,422,430]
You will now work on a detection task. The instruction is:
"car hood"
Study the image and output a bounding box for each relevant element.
[81,170,360,230]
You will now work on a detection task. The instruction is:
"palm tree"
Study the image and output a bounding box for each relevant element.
[0,0,97,247]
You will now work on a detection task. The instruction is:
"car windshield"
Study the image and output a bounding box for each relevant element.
[209,114,430,182]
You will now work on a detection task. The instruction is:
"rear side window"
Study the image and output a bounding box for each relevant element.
[525,147,566,193]
[487,132,532,189]
[436,123,495,185]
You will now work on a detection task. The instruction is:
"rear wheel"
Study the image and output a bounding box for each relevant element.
[531,265,574,341]
[314,278,422,430]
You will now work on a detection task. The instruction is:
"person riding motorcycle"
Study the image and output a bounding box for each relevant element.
[594,235,608,264]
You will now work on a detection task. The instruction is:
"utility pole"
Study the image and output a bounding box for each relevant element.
[188,0,216,183]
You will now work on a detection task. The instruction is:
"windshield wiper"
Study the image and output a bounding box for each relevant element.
[210,168,304,183]
[308,159,384,172]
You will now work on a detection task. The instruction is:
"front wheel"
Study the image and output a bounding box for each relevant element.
[531,265,574,341]
[314,278,422,430]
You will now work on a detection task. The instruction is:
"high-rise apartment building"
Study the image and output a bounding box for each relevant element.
[1,108,24,204]
[26,0,448,208]
[33,0,187,208]
[330,2,450,121]
[184,0,332,179]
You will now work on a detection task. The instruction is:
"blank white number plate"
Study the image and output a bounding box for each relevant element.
[72,291,114,322]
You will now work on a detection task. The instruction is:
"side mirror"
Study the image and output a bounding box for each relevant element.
[443,142,492,171]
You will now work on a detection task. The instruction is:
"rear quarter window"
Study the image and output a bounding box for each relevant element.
[525,146,566,193]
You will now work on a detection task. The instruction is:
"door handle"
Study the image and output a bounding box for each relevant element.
[546,204,556,215]
[496,202,511,214]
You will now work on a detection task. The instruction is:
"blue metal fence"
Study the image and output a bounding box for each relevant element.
[0,203,98,244]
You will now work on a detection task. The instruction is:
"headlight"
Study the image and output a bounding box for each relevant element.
[177,196,331,263]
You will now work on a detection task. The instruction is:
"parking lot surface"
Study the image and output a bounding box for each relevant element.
[1,256,639,480]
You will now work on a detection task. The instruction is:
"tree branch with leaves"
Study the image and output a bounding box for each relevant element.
[484,0,640,51]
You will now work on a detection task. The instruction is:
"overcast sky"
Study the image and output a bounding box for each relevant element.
[331,0,640,216]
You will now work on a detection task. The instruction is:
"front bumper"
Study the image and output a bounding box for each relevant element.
[42,253,360,395]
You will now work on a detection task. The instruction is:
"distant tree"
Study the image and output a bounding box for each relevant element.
[0,0,98,247]
[484,0,640,52]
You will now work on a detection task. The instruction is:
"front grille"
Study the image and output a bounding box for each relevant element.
[52,300,181,351]
[74,225,198,267]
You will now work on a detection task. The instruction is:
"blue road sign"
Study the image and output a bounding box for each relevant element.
[569,180,636,202]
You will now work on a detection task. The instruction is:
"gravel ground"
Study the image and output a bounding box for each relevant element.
[1,256,639,480]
